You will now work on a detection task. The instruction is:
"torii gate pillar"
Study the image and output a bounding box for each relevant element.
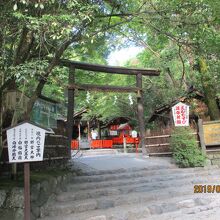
[67,67,75,158]
[136,73,147,155]
[63,60,159,157]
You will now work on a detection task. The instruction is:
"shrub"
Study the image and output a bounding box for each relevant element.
[170,127,206,168]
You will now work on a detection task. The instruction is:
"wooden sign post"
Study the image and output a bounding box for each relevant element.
[24,162,30,220]
[198,120,220,155]
[7,122,47,220]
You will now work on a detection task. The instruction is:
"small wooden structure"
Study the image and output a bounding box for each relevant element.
[102,117,139,146]
[2,90,59,130]
[72,108,89,140]
[198,119,220,165]
[199,119,220,153]
[31,95,59,129]
[58,59,160,155]
[147,89,207,128]
[102,116,131,136]
[3,90,29,113]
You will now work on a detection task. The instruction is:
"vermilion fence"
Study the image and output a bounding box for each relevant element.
[71,137,139,150]
[71,139,113,149]
[71,140,79,150]
[112,136,139,145]
[91,140,113,149]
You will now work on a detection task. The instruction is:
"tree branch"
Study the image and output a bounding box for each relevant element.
[25,16,133,119]
[0,78,15,94]
[146,22,196,49]
[166,67,177,87]
[97,10,165,18]
[13,27,34,65]
[178,45,187,89]
[25,27,85,119]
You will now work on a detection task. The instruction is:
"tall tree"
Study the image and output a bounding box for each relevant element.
[113,0,220,119]
[0,0,135,156]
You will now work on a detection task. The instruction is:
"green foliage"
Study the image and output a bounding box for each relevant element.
[1,0,220,127]
[0,0,132,122]
[122,0,220,121]
[170,127,206,168]
[74,70,137,123]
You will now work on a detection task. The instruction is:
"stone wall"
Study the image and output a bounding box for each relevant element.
[0,171,75,220]
[207,151,220,166]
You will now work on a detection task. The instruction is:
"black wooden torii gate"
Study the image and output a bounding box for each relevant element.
[59,59,160,156]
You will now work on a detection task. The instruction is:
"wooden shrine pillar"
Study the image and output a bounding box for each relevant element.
[67,67,75,158]
[78,123,81,141]
[97,120,101,139]
[136,73,148,155]
[87,121,90,141]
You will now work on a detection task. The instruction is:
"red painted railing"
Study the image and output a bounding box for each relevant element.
[71,140,79,150]
[112,136,139,145]
[71,136,139,150]
[91,140,113,149]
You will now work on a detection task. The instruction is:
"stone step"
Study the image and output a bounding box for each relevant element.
[78,149,119,157]
[73,163,218,176]
[41,178,220,217]
[71,160,178,176]
[144,198,220,220]
[38,191,220,220]
[73,163,186,176]
[68,168,220,191]
[58,175,220,202]
[71,166,220,185]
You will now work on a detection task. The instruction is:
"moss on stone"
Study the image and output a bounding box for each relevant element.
[0,169,71,190]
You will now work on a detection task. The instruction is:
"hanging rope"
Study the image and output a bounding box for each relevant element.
[129,94,133,105]
[113,95,118,105]
[86,91,90,103]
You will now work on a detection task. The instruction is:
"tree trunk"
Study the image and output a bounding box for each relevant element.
[0,89,2,157]
[13,27,34,66]
[203,85,220,120]
[136,73,147,155]
[25,38,75,120]
[199,58,220,120]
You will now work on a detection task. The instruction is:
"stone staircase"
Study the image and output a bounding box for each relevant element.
[38,165,220,220]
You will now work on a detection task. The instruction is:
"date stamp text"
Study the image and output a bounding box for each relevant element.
[194,185,220,193]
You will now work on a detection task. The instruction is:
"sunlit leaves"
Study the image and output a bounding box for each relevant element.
[8,60,48,83]
[13,3,18,11]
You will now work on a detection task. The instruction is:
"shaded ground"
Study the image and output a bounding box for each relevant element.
[71,150,176,172]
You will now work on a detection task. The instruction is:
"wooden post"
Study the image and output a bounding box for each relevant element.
[67,67,75,158]
[97,120,101,139]
[136,73,148,155]
[24,162,30,220]
[78,123,81,141]
[87,121,90,141]
[198,119,206,155]
[135,139,139,154]
[123,135,127,153]
[11,164,17,180]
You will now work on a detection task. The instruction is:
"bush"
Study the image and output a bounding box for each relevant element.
[170,127,206,168]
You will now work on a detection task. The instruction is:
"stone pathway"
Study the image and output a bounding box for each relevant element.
[38,153,220,220]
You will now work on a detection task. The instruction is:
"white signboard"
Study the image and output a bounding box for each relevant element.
[131,130,138,138]
[172,102,189,126]
[7,122,46,163]
[109,130,118,136]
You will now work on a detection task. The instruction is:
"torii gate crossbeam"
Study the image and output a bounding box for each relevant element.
[59,59,160,157]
